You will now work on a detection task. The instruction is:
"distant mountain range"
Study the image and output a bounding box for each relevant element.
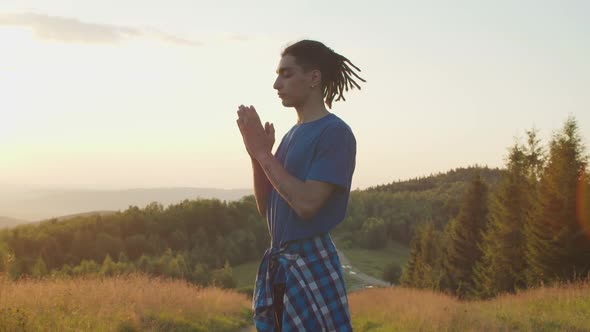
[0,216,31,229]
[0,187,253,223]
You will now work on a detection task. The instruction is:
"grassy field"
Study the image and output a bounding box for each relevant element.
[0,274,252,331]
[332,233,410,280]
[348,280,590,331]
[232,260,260,290]
[2,274,588,331]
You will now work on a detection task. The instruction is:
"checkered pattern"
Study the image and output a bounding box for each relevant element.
[252,233,352,332]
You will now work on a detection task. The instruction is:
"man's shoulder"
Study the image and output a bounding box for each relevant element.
[320,115,355,139]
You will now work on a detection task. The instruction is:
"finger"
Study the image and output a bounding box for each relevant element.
[236,119,246,136]
[247,105,258,117]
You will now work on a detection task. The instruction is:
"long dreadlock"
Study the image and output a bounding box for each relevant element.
[281,40,366,109]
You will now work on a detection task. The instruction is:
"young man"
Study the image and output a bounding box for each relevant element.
[236,39,365,332]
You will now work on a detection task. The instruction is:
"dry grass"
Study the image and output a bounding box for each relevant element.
[2,273,589,331]
[0,273,252,331]
[348,281,590,331]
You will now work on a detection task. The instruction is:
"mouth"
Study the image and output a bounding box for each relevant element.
[278,94,286,99]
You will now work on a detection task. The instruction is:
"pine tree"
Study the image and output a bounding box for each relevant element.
[472,135,541,298]
[525,116,590,285]
[443,173,489,298]
[400,221,442,288]
[400,227,422,287]
[415,221,445,289]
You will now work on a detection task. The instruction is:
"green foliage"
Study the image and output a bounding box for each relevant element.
[525,116,590,285]
[400,221,445,290]
[73,259,99,276]
[32,256,48,279]
[0,196,269,286]
[360,217,388,249]
[398,117,590,300]
[443,174,489,298]
[472,132,543,298]
[382,262,402,285]
[211,260,237,289]
[340,166,503,246]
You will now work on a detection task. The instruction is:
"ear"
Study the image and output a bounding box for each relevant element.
[310,69,322,87]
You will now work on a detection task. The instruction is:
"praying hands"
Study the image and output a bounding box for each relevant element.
[236,105,275,160]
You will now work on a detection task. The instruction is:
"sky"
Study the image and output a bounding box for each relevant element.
[0,0,589,191]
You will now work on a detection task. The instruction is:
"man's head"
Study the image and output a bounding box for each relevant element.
[273,40,365,109]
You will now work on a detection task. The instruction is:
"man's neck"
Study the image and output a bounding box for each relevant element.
[295,98,330,125]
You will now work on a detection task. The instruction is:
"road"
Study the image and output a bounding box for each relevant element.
[336,249,392,291]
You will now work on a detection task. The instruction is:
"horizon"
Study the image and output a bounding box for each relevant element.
[1,1,589,190]
[0,163,502,192]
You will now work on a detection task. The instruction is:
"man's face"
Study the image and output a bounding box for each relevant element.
[273,55,316,108]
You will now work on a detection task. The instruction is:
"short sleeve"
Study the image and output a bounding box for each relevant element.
[305,125,356,190]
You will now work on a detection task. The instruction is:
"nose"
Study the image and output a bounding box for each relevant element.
[273,76,281,91]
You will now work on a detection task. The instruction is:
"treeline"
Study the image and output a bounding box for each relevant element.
[336,166,503,247]
[401,117,590,299]
[0,196,269,288]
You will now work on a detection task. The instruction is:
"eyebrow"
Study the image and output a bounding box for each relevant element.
[276,66,294,74]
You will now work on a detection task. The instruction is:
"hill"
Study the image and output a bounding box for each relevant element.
[0,187,252,221]
[0,216,30,229]
[337,165,503,245]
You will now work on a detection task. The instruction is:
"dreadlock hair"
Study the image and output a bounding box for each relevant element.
[281,40,366,109]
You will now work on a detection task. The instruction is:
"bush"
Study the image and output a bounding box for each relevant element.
[382,262,402,285]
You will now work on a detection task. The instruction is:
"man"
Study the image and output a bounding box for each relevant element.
[236,39,365,332]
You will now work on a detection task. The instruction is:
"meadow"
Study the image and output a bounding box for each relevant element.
[349,280,590,331]
[0,274,251,332]
[1,273,588,331]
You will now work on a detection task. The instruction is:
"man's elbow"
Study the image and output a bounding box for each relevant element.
[295,201,321,221]
[256,203,267,218]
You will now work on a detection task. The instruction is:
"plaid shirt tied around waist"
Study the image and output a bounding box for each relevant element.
[252,232,353,332]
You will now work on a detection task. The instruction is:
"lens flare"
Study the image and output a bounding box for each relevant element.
[577,173,590,239]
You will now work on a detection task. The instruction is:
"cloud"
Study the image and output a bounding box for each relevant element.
[146,28,203,47]
[0,12,201,46]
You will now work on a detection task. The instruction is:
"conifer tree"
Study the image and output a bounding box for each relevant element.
[473,139,538,298]
[400,226,422,287]
[525,117,590,285]
[443,173,489,298]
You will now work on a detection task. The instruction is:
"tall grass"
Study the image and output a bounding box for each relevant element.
[348,280,590,331]
[2,273,589,331]
[0,274,252,331]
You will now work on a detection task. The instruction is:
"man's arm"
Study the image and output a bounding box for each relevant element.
[236,105,275,218]
[256,152,336,220]
[236,105,337,220]
[251,157,272,218]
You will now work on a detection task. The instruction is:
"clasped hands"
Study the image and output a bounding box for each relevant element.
[236,104,275,160]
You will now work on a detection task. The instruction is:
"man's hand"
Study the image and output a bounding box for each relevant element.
[236,105,274,159]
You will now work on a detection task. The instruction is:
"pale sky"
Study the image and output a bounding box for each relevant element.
[1,0,589,190]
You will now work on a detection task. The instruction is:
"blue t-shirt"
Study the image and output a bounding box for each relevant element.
[266,112,356,249]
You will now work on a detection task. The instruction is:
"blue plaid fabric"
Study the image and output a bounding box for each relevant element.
[252,232,352,332]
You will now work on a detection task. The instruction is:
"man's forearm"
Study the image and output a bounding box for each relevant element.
[255,152,316,220]
[252,157,272,217]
